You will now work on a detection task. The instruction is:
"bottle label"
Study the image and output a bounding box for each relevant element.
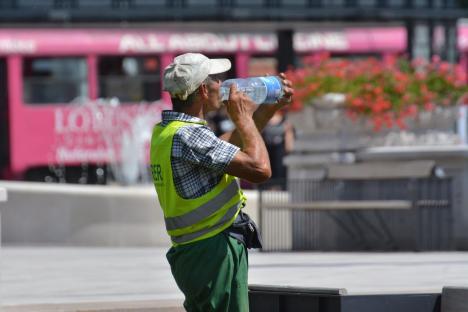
[259,76,283,104]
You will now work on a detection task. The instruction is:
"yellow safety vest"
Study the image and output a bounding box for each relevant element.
[150,120,245,246]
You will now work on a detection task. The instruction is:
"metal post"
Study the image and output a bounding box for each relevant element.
[445,20,459,63]
[428,20,435,60]
[406,20,415,59]
[276,29,295,73]
[0,187,7,308]
[458,106,467,144]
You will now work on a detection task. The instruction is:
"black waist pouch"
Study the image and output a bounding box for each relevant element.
[224,211,263,249]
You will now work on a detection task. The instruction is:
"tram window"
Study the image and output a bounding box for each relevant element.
[323,0,345,7]
[23,57,88,105]
[413,0,428,7]
[235,0,264,6]
[98,56,161,103]
[387,0,404,7]
[283,0,308,6]
[186,0,217,6]
[133,0,166,6]
[78,0,112,8]
[18,0,53,8]
[358,0,377,6]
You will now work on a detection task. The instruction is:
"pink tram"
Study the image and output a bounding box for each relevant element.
[0,26,459,183]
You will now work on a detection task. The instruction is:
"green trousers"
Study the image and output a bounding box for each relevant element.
[166,233,249,312]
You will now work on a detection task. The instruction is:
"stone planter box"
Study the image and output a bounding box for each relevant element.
[288,96,463,151]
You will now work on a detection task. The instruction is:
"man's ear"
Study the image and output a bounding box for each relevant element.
[198,83,209,99]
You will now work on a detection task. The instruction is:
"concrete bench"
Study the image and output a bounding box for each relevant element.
[0,187,6,203]
[1,300,184,312]
[0,181,259,246]
[259,191,451,251]
[262,200,413,210]
[261,199,450,210]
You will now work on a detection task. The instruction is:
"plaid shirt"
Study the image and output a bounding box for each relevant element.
[159,111,240,199]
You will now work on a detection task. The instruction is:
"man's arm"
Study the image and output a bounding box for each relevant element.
[284,121,295,153]
[223,84,271,184]
[219,73,294,147]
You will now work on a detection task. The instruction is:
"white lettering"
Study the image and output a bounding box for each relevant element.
[119,32,351,53]
[168,33,270,52]
[56,147,113,162]
[119,35,138,52]
[238,35,251,51]
[460,36,468,49]
[294,32,348,52]
[253,35,277,52]
[217,35,239,52]
[68,108,91,132]
[91,108,114,132]
[53,100,169,165]
[146,34,165,52]
[119,34,165,53]
[119,32,298,53]
[0,39,36,53]
[170,34,197,51]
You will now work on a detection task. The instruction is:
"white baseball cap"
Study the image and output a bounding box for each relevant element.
[163,53,231,100]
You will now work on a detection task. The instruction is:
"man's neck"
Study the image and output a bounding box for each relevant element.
[175,103,204,120]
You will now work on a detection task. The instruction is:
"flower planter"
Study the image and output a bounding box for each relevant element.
[288,95,463,149]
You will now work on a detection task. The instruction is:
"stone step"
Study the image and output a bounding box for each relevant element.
[1,300,184,312]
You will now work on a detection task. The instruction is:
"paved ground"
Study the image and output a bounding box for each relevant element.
[1,247,468,310]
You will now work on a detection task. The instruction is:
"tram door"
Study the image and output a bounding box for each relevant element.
[0,58,9,177]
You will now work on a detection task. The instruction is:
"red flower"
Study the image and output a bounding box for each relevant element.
[424,102,434,111]
[290,54,468,131]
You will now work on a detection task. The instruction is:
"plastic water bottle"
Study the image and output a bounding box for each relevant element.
[219,76,284,105]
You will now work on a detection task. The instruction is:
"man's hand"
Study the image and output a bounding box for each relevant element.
[219,72,295,151]
[253,73,294,116]
[276,72,295,108]
[224,84,257,125]
[224,85,271,183]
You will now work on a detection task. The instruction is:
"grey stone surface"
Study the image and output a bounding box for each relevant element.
[1,247,468,309]
[442,287,468,312]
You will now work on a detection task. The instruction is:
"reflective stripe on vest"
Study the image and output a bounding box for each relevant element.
[164,180,240,231]
[171,200,241,244]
